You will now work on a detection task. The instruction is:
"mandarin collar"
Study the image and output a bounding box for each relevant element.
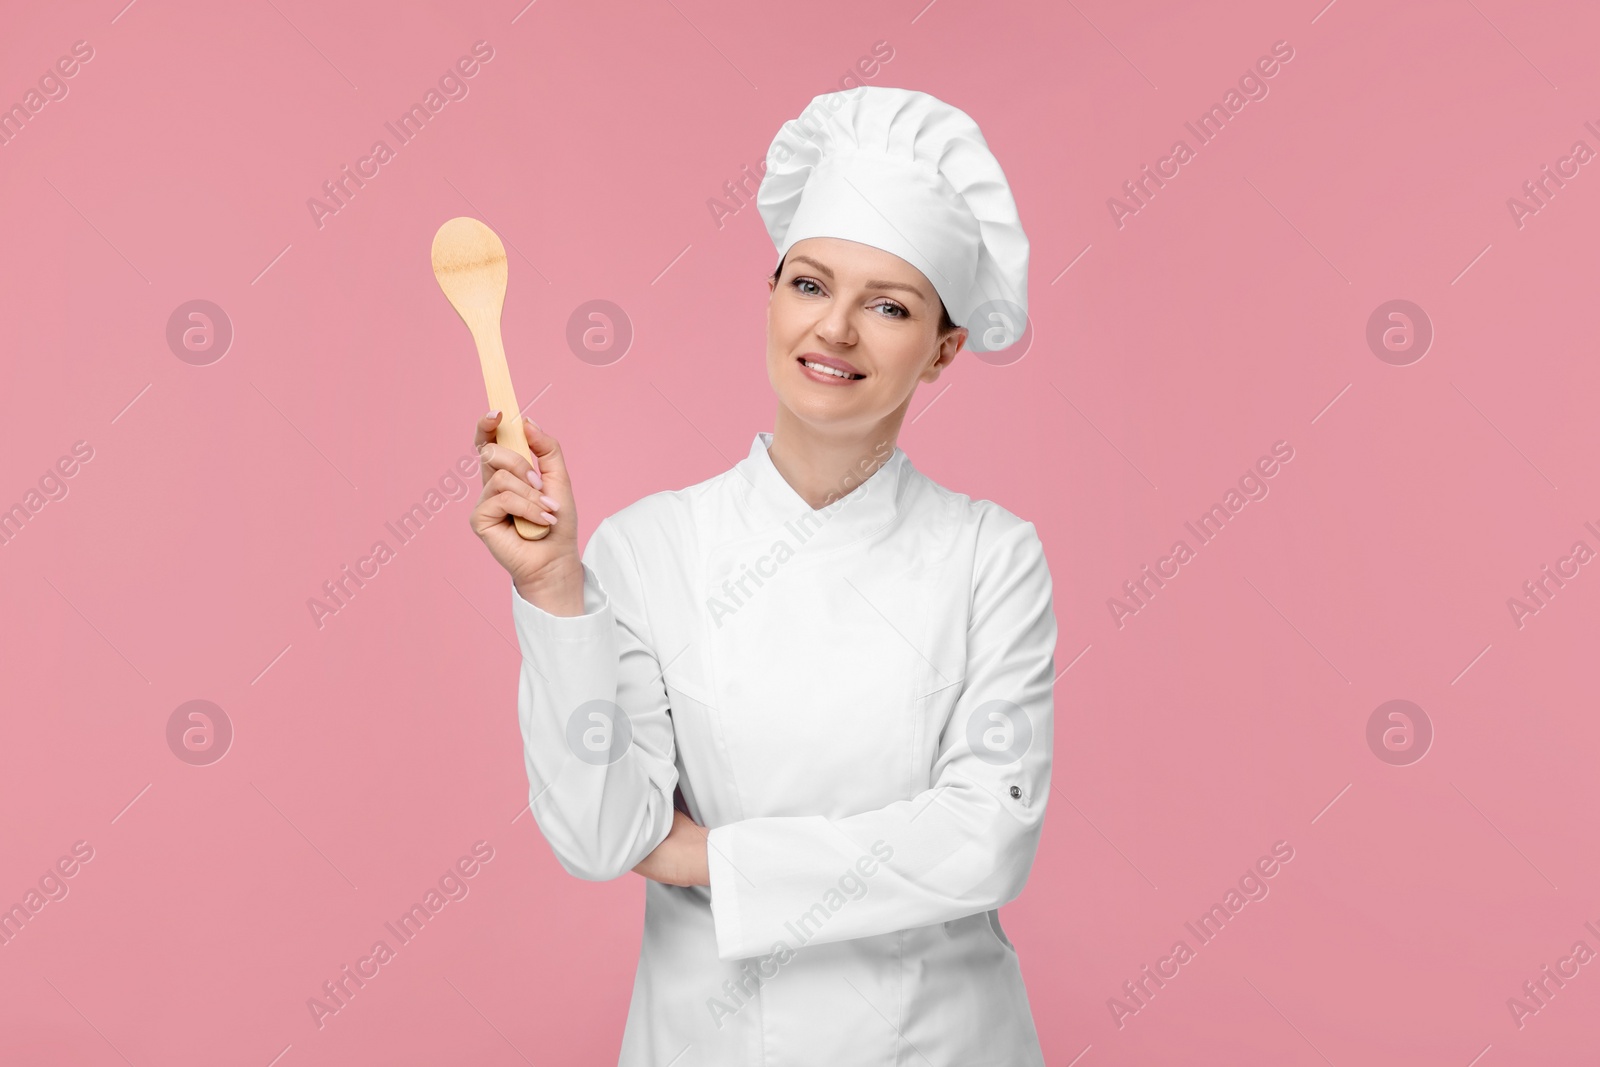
[732,431,910,551]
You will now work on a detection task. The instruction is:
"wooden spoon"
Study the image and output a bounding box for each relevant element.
[431,216,548,541]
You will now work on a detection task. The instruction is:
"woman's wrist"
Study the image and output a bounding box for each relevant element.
[515,556,585,616]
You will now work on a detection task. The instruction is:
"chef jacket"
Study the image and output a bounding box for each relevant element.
[512,430,1057,1065]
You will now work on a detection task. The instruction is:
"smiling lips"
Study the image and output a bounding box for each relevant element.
[797,354,865,383]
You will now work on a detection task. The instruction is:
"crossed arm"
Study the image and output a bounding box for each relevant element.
[513,515,1056,961]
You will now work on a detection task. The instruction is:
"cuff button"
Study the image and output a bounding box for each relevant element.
[1009,785,1022,799]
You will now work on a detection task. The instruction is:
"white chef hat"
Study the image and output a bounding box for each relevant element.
[757,86,1029,351]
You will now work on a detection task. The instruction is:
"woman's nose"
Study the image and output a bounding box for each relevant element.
[816,308,855,345]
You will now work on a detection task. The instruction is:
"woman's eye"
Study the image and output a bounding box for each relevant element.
[792,278,822,296]
[874,302,908,318]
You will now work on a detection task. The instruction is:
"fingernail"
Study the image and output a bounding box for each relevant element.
[533,511,556,525]
[487,409,501,419]
[539,495,560,512]
[526,469,543,489]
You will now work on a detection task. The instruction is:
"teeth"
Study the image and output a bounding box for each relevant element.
[802,359,859,379]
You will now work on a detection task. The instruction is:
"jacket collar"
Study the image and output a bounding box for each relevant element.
[732,431,910,552]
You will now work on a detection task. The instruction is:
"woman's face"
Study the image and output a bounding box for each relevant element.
[766,236,966,434]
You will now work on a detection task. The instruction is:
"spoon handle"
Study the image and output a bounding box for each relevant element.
[474,317,549,541]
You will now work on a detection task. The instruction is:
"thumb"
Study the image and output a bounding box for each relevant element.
[521,416,570,481]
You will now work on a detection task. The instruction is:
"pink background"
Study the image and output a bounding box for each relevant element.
[3,0,1597,1063]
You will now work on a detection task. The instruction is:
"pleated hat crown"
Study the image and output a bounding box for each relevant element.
[756,86,1029,350]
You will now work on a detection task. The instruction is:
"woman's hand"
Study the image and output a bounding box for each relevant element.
[632,809,710,887]
[470,411,584,614]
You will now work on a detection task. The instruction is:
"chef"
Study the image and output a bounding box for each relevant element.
[471,85,1055,1065]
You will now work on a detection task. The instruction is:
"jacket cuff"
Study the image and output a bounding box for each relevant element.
[706,824,749,960]
[509,566,610,651]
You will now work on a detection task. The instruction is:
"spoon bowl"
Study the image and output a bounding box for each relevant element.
[432,216,548,541]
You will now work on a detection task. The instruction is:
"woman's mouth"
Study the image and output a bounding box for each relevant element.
[797,356,865,383]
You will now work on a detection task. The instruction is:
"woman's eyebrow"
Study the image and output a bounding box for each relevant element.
[788,255,928,301]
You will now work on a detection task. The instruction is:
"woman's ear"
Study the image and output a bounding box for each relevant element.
[922,328,966,383]
[937,326,967,366]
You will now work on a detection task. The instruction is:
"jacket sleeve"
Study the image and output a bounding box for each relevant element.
[705,520,1056,961]
[511,515,679,882]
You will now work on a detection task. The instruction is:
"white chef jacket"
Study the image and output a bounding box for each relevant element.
[511,430,1057,1066]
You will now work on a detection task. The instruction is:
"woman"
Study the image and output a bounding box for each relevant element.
[471,86,1056,1066]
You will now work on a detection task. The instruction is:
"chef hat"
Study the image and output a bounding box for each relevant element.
[757,85,1029,351]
